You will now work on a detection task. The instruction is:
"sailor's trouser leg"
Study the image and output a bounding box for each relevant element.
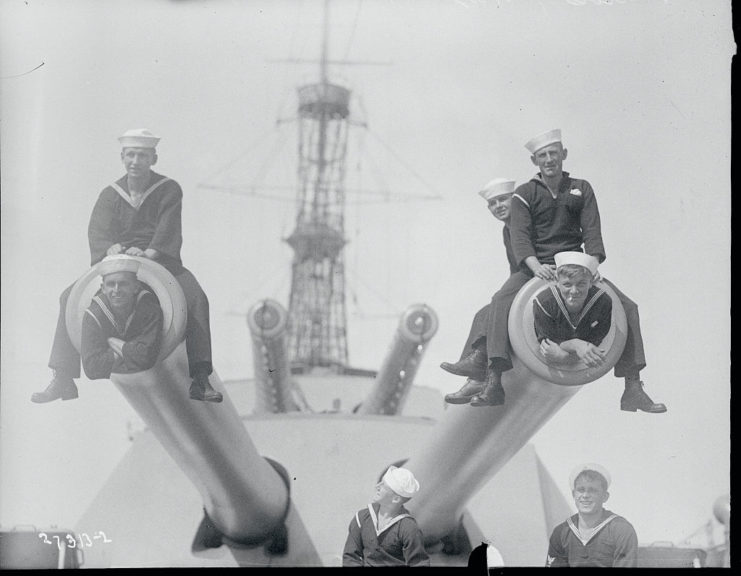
[175,268,213,377]
[485,271,532,372]
[459,304,491,360]
[601,278,646,378]
[47,283,81,378]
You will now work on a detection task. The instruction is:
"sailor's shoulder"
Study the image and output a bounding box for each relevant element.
[607,512,635,530]
[550,517,572,539]
[150,173,183,195]
[565,176,595,196]
[137,289,163,311]
[535,287,559,310]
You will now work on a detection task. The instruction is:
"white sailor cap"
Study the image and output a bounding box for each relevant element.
[478,178,516,202]
[524,128,562,154]
[382,466,420,499]
[118,128,160,149]
[97,256,141,277]
[554,251,599,275]
[569,463,611,490]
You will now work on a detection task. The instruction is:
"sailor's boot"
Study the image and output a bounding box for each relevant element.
[470,369,505,407]
[440,347,487,381]
[620,380,667,413]
[31,372,79,403]
[189,372,223,403]
[444,378,485,405]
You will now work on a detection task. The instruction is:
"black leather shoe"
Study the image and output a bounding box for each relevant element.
[470,371,505,407]
[440,348,487,381]
[190,373,223,403]
[620,382,667,413]
[31,374,78,403]
[445,378,485,404]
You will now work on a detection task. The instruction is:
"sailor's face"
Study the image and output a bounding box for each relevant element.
[572,477,608,515]
[102,272,139,313]
[487,194,512,222]
[557,273,591,313]
[372,481,398,506]
[121,147,157,178]
[532,143,567,179]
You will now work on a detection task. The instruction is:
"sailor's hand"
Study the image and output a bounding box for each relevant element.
[106,243,124,256]
[540,339,569,363]
[143,248,159,260]
[542,264,557,282]
[107,337,125,358]
[575,342,606,368]
[125,246,145,257]
[525,257,557,281]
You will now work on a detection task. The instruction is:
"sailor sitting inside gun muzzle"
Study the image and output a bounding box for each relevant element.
[32,128,222,404]
[533,251,612,369]
[80,258,164,380]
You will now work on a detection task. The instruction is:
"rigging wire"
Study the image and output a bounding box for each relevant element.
[226,259,293,316]
[343,0,364,60]
[250,126,291,192]
[197,124,284,186]
[364,126,444,200]
[346,266,402,317]
[271,0,306,123]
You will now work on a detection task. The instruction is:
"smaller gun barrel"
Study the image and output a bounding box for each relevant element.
[247,299,298,413]
[358,304,439,415]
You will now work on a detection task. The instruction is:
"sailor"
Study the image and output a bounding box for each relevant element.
[80,258,163,379]
[342,466,430,567]
[546,463,638,567]
[470,128,666,412]
[439,178,518,406]
[32,129,222,404]
[533,251,612,368]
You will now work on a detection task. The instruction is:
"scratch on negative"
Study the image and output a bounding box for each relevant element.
[2,61,45,79]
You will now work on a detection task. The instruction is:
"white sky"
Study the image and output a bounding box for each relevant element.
[0,0,733,553]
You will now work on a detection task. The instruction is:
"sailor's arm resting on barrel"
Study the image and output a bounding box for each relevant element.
[533,252,612,368]
[81,260,163,379]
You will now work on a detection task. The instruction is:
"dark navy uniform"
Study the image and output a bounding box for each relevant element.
[533,284,612,346]
[510,172,605,267]
[458,225,519,361]
[81,288,163,379]
[546,509,638,567]
[342,504,429,567]
[482,172,646,376]
[49,172,213,379]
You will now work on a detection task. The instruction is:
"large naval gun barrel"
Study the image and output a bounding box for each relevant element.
[247,299,298,413]
[404,277,628,545]
[358,304,439,415]
[66,256,290,549]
